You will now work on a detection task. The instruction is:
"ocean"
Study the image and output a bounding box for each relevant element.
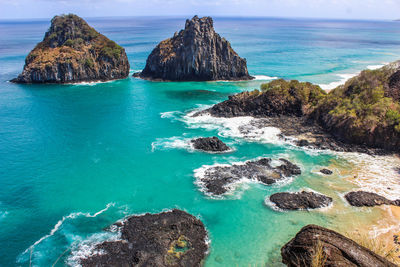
[1,16,400,266]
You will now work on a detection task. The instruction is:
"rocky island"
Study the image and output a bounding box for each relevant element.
[78,209,208,267]
[12,14,130,83]
[134,16,253,81]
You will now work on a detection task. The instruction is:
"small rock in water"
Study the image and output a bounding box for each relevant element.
[269,191,332,210]
[345,191,400,207]
[320,168,333,175]
[79,209,208,267]
[191,137,231,152]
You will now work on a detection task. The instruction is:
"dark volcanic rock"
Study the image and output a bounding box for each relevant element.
[191,137,230,152]
[345,191,400,207]
[269,191,332,210]
[196,158,301,196]
[80,209,208,267]
[320,168,333,175]
[12,14,129,83]
[136,16,253,81]
[282,224,396,267]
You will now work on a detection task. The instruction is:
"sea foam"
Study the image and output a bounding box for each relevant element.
[183,110,282,145]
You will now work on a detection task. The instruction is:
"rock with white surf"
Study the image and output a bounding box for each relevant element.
[195,158,301,196]
[78,209,209,267]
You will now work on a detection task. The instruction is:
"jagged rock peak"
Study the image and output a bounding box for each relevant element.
[135,15,254,81]
[12,14,130,84]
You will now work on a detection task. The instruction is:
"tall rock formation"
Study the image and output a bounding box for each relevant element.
[135,16,253,81]
[12,14,130,83]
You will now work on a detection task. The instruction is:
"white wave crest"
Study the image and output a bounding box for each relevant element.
[253,75,278,81]
[21,203,115,256]
[319,73,357,90]
[367,62,389,70]
[151,136,193,152]
[67,231,121,266]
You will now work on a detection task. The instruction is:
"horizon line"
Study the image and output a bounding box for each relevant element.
[0,14,398,23]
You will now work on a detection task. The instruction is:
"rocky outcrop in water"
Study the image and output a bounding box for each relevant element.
[281,225,397,267]
[345,191,400,207]
[12,14,129,83]
[135,16,253,81]
[191,137,230,152]
[196,158,301,196]
[269,191,332,210]
[79,209,208,267]
[320,169,333,175]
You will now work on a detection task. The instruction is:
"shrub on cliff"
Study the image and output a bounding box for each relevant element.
[314,64,400,149]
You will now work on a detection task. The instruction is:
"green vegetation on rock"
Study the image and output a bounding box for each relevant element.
[253,62,400,150]
[260,79,326,108]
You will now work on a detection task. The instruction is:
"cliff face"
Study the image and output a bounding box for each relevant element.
[12,14,130,83]
[136,16,253,81]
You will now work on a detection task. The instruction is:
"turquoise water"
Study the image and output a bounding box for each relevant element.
[1,17,400,266]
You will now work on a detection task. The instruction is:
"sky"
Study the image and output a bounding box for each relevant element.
[0,0,399,20]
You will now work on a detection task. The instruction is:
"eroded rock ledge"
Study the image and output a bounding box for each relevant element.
[135,16,253,81]
[191,137,230,152]
[269,191,332,210]
[345,191,400,207]
[79,209,208,267]
[196,158,301,196]
[12,14,129,83]
[281,224,397,267]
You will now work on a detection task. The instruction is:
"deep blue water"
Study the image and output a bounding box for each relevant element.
[1,16,400,266]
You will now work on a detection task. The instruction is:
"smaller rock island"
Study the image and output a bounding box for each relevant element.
[191,137,231,152]
[12,14,130,83]
[135,16,253,81]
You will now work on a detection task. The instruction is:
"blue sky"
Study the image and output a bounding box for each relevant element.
[0,0,399,20]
